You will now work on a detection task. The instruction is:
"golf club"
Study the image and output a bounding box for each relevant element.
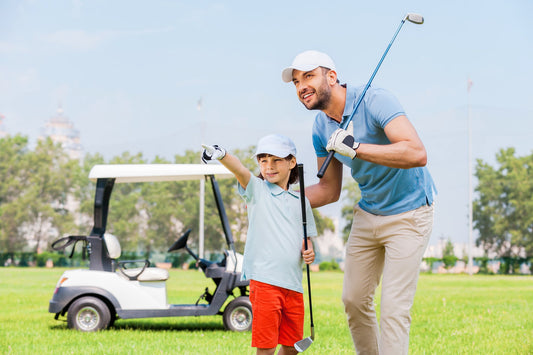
[294,164,315,352]
[317,13,424,178]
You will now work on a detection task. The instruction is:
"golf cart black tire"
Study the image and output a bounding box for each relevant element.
[67,296,112,332]
[223,296,253,332]
[109,311,117,328]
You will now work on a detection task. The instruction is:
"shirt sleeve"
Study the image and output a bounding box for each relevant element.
[365,88,405,129]
[312,113,330,158]
[238,175,258,204]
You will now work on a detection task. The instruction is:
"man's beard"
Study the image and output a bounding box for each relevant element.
[301,80,331,111]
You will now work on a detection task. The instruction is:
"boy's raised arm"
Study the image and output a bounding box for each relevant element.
[202,144,251,189]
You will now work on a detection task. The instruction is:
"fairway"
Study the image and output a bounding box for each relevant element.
[0,268,531,354]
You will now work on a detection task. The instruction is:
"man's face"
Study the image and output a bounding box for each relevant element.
[291,67,332,111]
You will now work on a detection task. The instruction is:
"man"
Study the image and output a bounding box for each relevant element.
[282,50,436,355]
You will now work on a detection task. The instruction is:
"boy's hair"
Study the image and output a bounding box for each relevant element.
[256,153,299,188]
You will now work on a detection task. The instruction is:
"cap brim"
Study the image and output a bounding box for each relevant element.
[253,148,296,159]
[281,68,294,83]
[281,64,321,83]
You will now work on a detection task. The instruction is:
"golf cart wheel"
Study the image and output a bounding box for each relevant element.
[67,296,111,332]
[223,296,252,332]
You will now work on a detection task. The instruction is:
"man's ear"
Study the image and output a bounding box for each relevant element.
[327,70,338,85]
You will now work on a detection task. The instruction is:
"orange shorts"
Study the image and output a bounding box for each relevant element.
[249,280,304,349]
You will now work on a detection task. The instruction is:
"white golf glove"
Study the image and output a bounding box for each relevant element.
[326,128,360,160]
[201,144,227,163]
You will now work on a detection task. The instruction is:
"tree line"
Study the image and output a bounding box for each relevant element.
[0,135,334,265]
[1,135,532,273]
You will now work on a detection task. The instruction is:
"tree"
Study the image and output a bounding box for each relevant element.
[312,209,335,236]
[0,135,31,254]
[474,148,533,259]
[23,138,80,252]
[0,136,80,254]
[442,239,458,269]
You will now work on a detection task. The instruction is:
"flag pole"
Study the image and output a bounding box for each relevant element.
[467,79,473,275]
[198,97,206,259]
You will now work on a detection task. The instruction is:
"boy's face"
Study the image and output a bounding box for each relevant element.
[257,155,296,190]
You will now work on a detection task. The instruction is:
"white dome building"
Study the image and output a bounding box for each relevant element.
[40,106,83,160]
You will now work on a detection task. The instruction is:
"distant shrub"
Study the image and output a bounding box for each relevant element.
[442,255,458,269]
[319,259,340,271]
[189,260,198,270]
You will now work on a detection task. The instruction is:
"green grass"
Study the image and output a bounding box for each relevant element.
[0,268,531,354]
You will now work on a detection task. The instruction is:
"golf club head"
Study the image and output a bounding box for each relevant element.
[294,337,313,353]
[405,13,424,24]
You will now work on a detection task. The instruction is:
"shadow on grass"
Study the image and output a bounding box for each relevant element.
[49,318,227,332]
[112,319,226,332]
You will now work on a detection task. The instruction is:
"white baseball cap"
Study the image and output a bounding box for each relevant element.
[281,50,336,83]
[254,134,297,158]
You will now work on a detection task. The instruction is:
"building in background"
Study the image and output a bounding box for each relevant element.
[40,106,83,160]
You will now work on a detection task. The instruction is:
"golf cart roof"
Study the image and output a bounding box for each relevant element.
[89,164,234,183]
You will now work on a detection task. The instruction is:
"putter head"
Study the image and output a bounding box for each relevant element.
[294,337,313,353]
[405,13,424,24]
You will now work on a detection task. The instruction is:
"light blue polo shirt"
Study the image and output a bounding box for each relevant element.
[238,175,317,293]
[312,84,436,216]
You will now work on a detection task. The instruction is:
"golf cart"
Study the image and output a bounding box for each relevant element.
[48,164,252,332]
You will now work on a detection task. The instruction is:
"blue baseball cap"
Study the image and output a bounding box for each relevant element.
[254,134,297,158]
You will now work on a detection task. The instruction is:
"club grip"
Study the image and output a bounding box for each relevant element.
[317,150,335,178]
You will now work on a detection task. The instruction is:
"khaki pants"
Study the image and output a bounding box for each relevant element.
[342,203,434,355]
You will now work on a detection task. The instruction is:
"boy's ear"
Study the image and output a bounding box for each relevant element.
[289,157,297,169]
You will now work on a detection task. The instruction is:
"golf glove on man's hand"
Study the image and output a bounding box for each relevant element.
[202,144,227,163]
[326,128,360,160]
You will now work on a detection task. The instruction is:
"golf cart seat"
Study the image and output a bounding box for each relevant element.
[104,233,169,282]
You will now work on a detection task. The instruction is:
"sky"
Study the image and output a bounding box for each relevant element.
[1,0,532,248]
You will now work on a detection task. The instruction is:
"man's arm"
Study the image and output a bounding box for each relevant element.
[305,156,343,208]
[355,115,427,168]
[327,115,427,169]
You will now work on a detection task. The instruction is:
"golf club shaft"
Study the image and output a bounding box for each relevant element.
[298,164,314,330]
[317,14,418,179]
[306,262,314,328]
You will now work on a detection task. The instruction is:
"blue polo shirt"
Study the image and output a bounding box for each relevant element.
[312,84,436,216]
[238,176,317,293]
